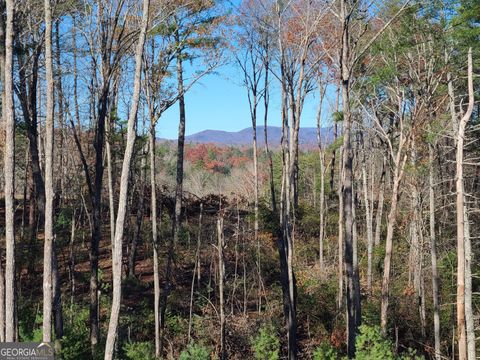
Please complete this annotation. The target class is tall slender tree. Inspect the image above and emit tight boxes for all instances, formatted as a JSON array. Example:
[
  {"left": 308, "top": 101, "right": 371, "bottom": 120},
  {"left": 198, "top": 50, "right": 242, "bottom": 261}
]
[
  {"left": 455, "top": 47, "right": 473, "bottom": 360},
  {"left": 104, "top": 0, "right": 150, "bottom": 357},
  {"left": 3, "top": 0, "right": 15, "bottom": 343},
  {"left": 43, "top": 0, "right": 55, "bottom": 343}
]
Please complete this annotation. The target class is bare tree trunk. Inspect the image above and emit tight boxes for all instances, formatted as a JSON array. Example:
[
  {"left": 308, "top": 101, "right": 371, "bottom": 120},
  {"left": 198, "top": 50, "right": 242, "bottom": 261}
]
[
  {"left": 69, "top": 210, "right": 76, "bottom": 325},
  {"left": 106, "top": 120, "right": 116, "bottom": 244},
  {"left": 197, "top": 203, "right": 203, "bottom": 283},
  {"left": 104, "top": 1, "right": 149, "bottom": 357},
  {"left": 17, "top": 41, "right": 45, "bottom": 243},
  {"left": 464, "top": 204, "right": 475, "bottom": 360},
  {"left": 352, "top": 178, "right": 361, "bottom": 329},
  {"left": 429, "top": 144, "right": 441, "bottom": 360},
  {"left": 188, "top": 203, "right": 202, "bottom": 342},
  {"left": 52, "top": 242, "right": 63, "bottom": 350},
  {"left": 330, "top": 84, "right": 340, "bottom": 193},
  {"left": 279, "top": 45, "right": 297, "bottom": 360},
  {"left": 0, "top": 261, "right": 4, "bottom": 342},
  {"left": 217, "top": 215, "right": 226, "bottom": 360},
  {"left": 70, "top": 13, "right": 106, "bottom": 350},
  {"left": 149, "top": 125, "right": 161, "bottom": 358},
  {"left": 263, "top": 47, "right": 276, "bottom": 215},
  {"left": 378, "top": 90, "right": 412, "bottom": 336},
  {"left": 242, "top": 225, "right": 247, "bottom": 316},
  {"left": 410, "top": 148, "right": 424, "bottom": 334},
  {"left": 128, "top": 151, "right": 146, "bottom": 278},
  {"left": 53, "top": 20, "right": 64, "bottom": 346},
  {"left": 54, "top": 20, "right": 66, "bottom": 201},
  {"left": 374, "top": 158, "right": 385, "bottom": 246},
  {"left": 4, "top": 0, "right": 15, "bottom": 342},
  {"left": 187, "top": 256, "right": 197, "bottom": 343},
  {"left": 408, "top": 222, "right": 416, "bottom": 287},
  {"left": 286, "top": 154, "right": 297, "bottom": 360},
  {"left": 159, "top": 26, "right": 186, "bottom": 355},
  {"left": 380, "top": 156, "right": 407, "bottom": 335},
  {"left": 455, "top": 48, "right": 473, "bottom": 360},
  {"left": 90, "top": 3, "right": 111, "bottom": 350},
  {"left": 316, "top": 86, "right": 326, "bottom": 272},
  {"left": 231, "top": 203, "right": 239, "bottom": 314},
  {"left": 337, "top": 146, "right": 344, "bottom": 309},
  {"left": 339, "top": 1, "right": 361, "bottom": 348},
  {"left": 106, "top": 73, "right": 120, "bottom": 247},
  {"left": 319, "top": 153, "right": 325, "bottom": 271},
  {"left": 415, "top": 212, "right": 426, "bottom": 338},
  {"left": 251, "top": 101, "right": 261, "bottom": 314},
  {"left": 363, "top": 163, "right": 373, "bottom": 292},
  {"left": 43, "top": 0, "right": 55, "bottom": 343}
]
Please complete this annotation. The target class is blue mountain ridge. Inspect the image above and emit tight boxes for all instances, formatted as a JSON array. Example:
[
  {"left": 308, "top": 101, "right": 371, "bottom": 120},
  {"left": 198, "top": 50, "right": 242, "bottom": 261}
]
[{"left": 180, "top": 126, "right": 335, "bottom": 147}]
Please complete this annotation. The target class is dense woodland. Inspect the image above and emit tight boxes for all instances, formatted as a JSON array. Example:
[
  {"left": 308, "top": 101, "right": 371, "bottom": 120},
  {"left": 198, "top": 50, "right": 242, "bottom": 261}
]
[{"left": 0, "top": 0, "right": 479, "bottom": 359}]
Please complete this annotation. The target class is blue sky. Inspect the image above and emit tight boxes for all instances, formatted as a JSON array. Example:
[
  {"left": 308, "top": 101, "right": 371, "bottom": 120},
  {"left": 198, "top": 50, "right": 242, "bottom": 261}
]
[{"left": 157, "top": 61, "right": 334, "bottom": 140}]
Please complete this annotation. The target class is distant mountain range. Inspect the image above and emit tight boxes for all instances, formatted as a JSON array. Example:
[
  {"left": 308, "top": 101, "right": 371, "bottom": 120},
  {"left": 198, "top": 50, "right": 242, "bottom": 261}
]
[{"left": 169, "top": 126, "right": 335, "bottom": 147}]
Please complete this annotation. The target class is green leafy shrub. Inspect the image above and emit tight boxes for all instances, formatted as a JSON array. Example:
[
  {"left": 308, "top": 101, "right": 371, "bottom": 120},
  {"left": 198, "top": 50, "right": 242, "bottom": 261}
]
[
  {"left": 60, "top": 305, "right": 91, "bottom": 360},
  {"left": 165, "top": 311, "right": 187, "bottom": 336},
  {"left": 18, "top": 313, "right": 42, "bottom": 343},
  {"left": 313, "top": 341, "right": 338, "bottom": 360},
  {"left": 355, "top": 324, "right": 394, "bottom": 360},
  {"left": 123, "top": 341, "right": 155, "bottom": 360},
  {"left": 354, "top": 324, "right": 424, "bottom": 359},
  {"left": 179, "top": 342, "right": 211, "bottom": 360},
  {"left": 251, "top": 324, "right": 280, "bottom": 360}
]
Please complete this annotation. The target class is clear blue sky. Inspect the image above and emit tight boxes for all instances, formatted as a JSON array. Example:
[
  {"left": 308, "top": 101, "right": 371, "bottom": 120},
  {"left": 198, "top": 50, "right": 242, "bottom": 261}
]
[{"left": 157, "top": 61, "right": 333, "bottom": 140}]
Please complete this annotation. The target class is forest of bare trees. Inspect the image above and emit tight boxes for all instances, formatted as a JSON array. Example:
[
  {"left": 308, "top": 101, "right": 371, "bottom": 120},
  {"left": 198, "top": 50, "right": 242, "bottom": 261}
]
[{"left": 0, "top": 0, "right": 479, "bottom": 359}]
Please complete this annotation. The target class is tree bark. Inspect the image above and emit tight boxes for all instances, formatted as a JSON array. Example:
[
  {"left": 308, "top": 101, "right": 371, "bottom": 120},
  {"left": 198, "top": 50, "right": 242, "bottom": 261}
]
[
  {"left": 17, "top": 41, "right": 45, "bottom": 248},
  {"left": 380, "top": 152, "right": 408, "bottom": 335},
  {"left": 106, "top": 115, "right": 116, "bottom": 245},
  {"left": 90, "top": 3, "right": 113, "bottom": 351},
  {"left": 43, "top": 0, "right": 54, "bottom": 343},
  {"left": 188, "top": 203, "right": 202, "bottom": 341},
  {"left": 149, "top": 124, "right": 161, "bottom": 358},
  {"left": 128, "top": 150, "right": 146, "bottom": 278},
  {"left": 263, "top": 44, "right": 276, "bottom": 215},
  {"left": 330, "top": 84, "right": 340, "bottom": 193},
  {"left": 340, "top": 0, "right": 361, "bottom": 353},
  {"left": 251, "top": 93, "right": 261, "bottom": 314},
  {"left": 428, "top": 144, "right": 441, "bottom": 360},
  {"left": 54, "top": 20, "right": 66, "bottom": 200},
  {"left": 337, "top": 146, "right": 344, "bottom": 310},
  {"left": 363, "top": 163, "right": 373, "bottom": 292},
  {"left": 104, "top": 1, "right": 149, "bottom": 357},
  {"left": 159, "top": 25, "right": 186, "bottom": 355},
  {"left": 464, "top": 203, "right": 475, "bottom": 360},
  {"left": 53, "top": 19, "right": 64, "bottom": 346},
  {"left": 217, "top": 215, "right": 226, "bottom": 360},
  {"left": 52, "top": 241, "right": 63, "bottom": 350},
  {"left": 455, "top": 48, "right": 473, "bottom": 360},
  {"left": 275, "top": 7, "right": 297, "bottom": 354},
  {"left": 0, "top": 261, "right": 4, "bottom": 342},
  {"left": 374, "top": 157, "right": 385, "bottom": 246},
  {"left": 4, "top": 0, "right": 15, "bottom": 342},
  {"left": 68, "top": 210, "right": 76, "bottom": 325},
  {"left": 316, "top": 85, "right": 326, "bottom": 272}
]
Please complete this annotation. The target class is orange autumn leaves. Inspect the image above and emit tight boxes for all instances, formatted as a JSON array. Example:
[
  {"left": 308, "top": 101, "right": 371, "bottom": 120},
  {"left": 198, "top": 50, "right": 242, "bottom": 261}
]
[{"left": 185, "top": 143, "right": 251, "bottom": 173}]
